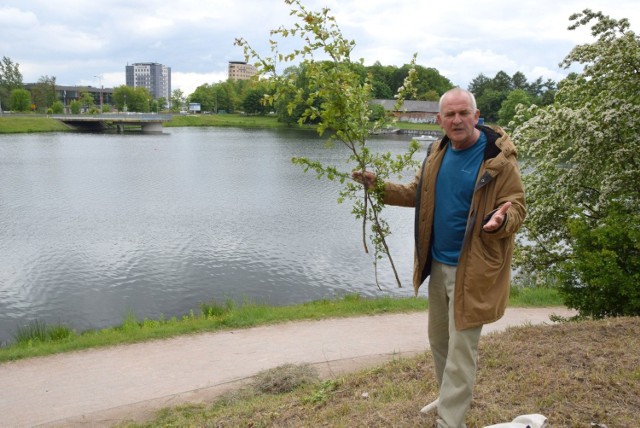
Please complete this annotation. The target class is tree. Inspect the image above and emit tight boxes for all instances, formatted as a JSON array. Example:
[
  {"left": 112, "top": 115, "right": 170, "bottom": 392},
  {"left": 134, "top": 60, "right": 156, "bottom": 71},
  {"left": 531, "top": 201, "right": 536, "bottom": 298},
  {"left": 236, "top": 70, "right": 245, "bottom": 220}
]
[
  {"left": 497, "top": 89, "right": 531, "bottom": 127},
  {"left": 236, "top": 0, "right": 420, "bottom": 288},
  {"left": 189, "top": 84, "right": 215, "bottom": 112},
  {"left": 51, "top": 100, "right": 64, "bottom": 114},
  {"left": 170, "top": 89, "right": 186, "bottom": 112},
  {"left": 30, "top": 75, "right": 57, "bottom": 113},
  {"left": 9, "top": 88, "right": 31, "bottom": 112},
  {"left": 112, "top": 85, "right": 151, "bottom": 112},
  {"left": 512, "top": 10, "right": 640, "bottom": 318},
  {"left": 69, "top": 100, "right": 81, "bottom": 114},
  {"left": 242, "top": 82, "right": 273, "bottom": 114},
  {"left": 468, "top": 73, "right": 492, "bottom": 98},
  {"left": 368, "top": 61, "right": 395, "bottom": 98},
  {"left": 79, "top": 91, "right": 95, "bottom": 112},
  {"left": 476, "top": 88, "right": 505, "bottom": 123},
  {"left": 0, "top": 56, "right": 23, "bottom": 109},
  {"left": 412, "top": 65, "right": 454, "bottom": 100},
  {"left": 469, "top": 71, "right": 557, "bottom": 122},
  {"left": 156, "top": 97, "right": 167, "bottom": 112}
]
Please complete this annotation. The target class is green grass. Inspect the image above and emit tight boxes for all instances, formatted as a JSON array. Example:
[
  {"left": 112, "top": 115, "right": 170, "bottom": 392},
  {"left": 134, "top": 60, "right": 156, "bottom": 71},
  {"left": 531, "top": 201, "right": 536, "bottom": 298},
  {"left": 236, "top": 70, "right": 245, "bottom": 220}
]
[
  {"left": 0, "top": 289, "right": 562, "bottom": 364},
  {"left": 165, "top": 113, "right": 298, "bottom": 129},
  {"left": 0, "top": 112, "right": 441, "bottom": 134},
  {"left": 0, "top": 116, "right": 71, "bottom": 133},
  {"left": 508, "top": 285, "right": 563, "bottom": 306}
]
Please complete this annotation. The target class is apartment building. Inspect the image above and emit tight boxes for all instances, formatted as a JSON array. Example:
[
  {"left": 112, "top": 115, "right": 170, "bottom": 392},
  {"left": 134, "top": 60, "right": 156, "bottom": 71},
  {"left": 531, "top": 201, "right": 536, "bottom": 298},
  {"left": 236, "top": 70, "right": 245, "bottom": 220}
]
[
  {"left": 228, "top": 61, "right": 257, "bottom": 81},
  {"left": 125, "top": 62, "right": 171, "bottom": 101}
]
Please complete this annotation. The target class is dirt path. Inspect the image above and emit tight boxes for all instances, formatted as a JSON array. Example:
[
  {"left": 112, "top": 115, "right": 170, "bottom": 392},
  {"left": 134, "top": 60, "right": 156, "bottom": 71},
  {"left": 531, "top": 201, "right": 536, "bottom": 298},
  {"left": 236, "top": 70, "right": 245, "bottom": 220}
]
[{"left": 0, "top": 307, "right": 575, "bottom": 427}]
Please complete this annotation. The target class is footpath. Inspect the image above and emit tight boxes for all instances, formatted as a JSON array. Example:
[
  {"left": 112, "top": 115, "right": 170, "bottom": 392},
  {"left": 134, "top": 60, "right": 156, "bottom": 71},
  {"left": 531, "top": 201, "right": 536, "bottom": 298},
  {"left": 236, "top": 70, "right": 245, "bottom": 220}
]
[{"left": 0, "top": 307, "right": 575, "bottom": 427}]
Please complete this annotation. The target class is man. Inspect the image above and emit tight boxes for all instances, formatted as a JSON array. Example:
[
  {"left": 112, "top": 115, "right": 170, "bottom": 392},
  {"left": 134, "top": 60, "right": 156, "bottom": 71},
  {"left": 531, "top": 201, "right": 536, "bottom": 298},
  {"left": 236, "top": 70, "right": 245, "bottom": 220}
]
[{"left": 354, "top": 88, "right": 526, "bottom": 427}]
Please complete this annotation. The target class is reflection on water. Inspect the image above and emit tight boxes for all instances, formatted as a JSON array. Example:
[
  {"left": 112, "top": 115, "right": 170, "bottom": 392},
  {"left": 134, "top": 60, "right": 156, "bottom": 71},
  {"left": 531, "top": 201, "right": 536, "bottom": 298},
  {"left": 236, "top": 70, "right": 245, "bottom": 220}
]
[{"left": 0, "top": 127, "right": 425, "bottom": 344}]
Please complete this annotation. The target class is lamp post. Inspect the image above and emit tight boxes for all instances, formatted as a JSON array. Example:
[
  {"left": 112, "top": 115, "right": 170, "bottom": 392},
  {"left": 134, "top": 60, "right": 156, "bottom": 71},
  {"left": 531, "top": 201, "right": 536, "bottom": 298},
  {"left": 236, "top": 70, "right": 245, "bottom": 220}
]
[{"left": 93, "top": 75, "right": 103, "bottom": 112}]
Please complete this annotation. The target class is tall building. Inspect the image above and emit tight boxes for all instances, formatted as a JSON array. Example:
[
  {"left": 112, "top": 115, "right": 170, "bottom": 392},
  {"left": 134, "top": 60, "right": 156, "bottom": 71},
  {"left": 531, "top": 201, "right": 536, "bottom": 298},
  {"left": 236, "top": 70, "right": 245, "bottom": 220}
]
[
  {"left": 228, "top": 61, "right": 257, "bottom": 81},
  {"left": 125, "top": 62, "right": 171, "bottom": 101}
]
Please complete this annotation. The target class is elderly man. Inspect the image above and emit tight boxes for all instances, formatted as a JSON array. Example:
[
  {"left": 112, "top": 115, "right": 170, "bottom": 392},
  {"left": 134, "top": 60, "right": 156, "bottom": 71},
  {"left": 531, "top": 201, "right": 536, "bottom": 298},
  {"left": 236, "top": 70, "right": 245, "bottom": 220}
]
[{"left": 354, "top": 88, "right": 526, "bottom": 427}]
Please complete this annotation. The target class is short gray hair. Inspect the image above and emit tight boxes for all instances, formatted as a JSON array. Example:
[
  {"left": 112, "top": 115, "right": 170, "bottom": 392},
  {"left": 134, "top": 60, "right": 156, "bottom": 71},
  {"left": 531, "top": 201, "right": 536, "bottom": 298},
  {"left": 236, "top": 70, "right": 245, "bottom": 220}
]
[{"left": 438, "top": 88, "right": 477, "bottom": 113}]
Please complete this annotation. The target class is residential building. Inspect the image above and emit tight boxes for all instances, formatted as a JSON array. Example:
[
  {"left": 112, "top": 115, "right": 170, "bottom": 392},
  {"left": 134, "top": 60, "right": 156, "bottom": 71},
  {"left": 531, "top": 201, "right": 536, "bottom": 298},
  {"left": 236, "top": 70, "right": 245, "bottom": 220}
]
[
  {"left": 371, "top": 99, "right": 439, "bottom": 123},
  {"left": 228, "top": 61, "right": 257, "bottom": 81},
  {"left": 23, "top": 83, "right": 114, "bottom": 111},
  {"left": 125, "top": 62, "right": 171, "bottom": 101}
]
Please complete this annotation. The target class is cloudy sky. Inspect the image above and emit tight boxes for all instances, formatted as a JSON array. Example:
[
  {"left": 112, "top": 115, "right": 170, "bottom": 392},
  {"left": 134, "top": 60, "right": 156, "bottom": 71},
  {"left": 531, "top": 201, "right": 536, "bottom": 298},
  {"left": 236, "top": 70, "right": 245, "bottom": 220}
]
[{"left": 1, "top": 0, "right": 638, "bottom": 96}]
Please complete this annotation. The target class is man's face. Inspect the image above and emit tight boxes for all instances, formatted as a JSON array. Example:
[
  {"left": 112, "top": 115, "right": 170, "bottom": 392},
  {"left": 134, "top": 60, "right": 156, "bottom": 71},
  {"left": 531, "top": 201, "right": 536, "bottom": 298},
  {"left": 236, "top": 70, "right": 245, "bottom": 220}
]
[{"left": 436, "top": 92, "right": 480, "bottom": 149}]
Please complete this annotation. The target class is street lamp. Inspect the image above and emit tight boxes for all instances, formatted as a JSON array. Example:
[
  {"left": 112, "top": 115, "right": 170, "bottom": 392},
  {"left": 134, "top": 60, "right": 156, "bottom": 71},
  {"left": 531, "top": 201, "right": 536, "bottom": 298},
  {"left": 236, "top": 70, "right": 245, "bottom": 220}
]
[{"left": 93, "top": 75, "right": 103, "bottom": 112}]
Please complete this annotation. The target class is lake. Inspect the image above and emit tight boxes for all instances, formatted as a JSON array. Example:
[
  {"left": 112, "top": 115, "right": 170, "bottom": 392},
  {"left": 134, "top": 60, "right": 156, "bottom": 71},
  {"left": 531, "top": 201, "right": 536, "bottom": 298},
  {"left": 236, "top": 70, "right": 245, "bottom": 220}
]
[{"left": 0, "top": 127, "right": 425, "bottom": 344}]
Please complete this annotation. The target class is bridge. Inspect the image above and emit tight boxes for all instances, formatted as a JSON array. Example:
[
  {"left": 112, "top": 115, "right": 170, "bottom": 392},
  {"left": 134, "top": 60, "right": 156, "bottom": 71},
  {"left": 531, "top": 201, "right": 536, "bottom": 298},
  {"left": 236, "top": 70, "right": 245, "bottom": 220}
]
[{"left": 52, "top": 113, "right": 173, "bottom": 134}]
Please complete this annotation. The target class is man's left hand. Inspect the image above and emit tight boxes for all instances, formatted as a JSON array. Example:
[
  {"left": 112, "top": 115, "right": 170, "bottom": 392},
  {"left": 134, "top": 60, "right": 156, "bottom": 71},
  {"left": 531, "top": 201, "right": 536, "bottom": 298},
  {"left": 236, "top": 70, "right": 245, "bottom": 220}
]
[{"left": 483, "top": 202, "right": 511, "bottom": 232}]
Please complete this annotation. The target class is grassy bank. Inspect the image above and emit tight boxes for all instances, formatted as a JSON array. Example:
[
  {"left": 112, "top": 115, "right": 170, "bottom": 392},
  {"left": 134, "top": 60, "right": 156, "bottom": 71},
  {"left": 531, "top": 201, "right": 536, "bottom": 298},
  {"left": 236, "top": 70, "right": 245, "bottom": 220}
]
[
  {"left": 165, "top": 113, "right": 298, "bottom": 129},
  {"left": 128, "top": 317, "right": 639, "bottom": 427},
  {"left": 0, "top": 116, "right": 71, "bottom": 133},
  {"left": 165, "top": 113, "right": 441, "bottom": 132},
  {"left": 0, "top": 112, "right": 441, "bottom": 134},
  {"left": 0, "top": 289, "right": 562, "bottom": 363}
]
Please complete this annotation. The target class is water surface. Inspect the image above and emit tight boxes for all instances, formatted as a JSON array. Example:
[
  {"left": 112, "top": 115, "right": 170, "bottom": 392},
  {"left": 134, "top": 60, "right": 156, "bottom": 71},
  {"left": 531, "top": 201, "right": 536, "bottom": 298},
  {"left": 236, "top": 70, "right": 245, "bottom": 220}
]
[{"left": 0, "top": 127, "right": 423, "bottom": 344}]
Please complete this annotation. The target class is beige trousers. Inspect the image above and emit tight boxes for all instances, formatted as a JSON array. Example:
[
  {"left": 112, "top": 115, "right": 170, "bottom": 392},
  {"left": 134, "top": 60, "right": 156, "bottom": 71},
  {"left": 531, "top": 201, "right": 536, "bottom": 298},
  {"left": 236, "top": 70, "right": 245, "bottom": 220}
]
[{"left": 428, "top": 260, "right": 483, "bottom": 428}]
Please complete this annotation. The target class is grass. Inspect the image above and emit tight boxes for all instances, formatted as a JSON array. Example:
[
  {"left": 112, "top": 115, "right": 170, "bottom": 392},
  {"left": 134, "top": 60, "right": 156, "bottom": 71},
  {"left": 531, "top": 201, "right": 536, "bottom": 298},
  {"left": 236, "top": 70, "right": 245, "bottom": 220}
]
[
  {"left": 0, "top": 112, "right": 442, "bottom": 133},
  {"left": 0, "top": 288, "right": 562, "bottom": 363},
  {"left": 0, "top": 115, "right": 71, "bottom": 133},
  {"left": 124, "top": 317, "right": 640, "bottom": 428},
  {"left": 165, "top": 113, "right": 298, "bottom": 129}
]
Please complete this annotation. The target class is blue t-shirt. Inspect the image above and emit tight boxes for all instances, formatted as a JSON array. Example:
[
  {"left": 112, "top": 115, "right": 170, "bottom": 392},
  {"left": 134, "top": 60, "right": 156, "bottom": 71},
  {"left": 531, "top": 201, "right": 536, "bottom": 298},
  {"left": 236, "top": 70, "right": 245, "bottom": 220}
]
[{"left": 432, "top": 132, "right": 487, "bottom": 265}]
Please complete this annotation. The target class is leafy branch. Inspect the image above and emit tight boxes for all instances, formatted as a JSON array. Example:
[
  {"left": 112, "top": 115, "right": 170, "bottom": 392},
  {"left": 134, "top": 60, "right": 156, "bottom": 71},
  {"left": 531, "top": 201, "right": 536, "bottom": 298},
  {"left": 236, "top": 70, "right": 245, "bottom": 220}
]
[{"left": 235, "top": 0, "right": 420, "bottom": 288}]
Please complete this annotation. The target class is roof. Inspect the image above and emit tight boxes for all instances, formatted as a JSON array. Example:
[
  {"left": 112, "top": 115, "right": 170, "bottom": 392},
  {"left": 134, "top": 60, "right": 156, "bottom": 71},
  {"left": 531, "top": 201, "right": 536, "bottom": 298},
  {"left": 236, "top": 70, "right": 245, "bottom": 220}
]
[{"left": 372, "top": 99, "right": 439, "bottom": 113}]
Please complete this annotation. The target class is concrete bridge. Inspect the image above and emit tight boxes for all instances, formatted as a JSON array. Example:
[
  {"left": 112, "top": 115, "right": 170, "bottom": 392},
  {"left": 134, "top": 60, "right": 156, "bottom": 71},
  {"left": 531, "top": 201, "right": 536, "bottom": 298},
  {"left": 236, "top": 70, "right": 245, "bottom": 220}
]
[{"left": 52, "top": 113, "right": 173, "bottom": 134}]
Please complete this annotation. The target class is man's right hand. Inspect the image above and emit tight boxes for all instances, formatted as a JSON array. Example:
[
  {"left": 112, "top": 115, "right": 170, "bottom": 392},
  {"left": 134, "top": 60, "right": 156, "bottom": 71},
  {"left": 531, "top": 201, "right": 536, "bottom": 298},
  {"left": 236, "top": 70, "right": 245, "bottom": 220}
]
[{"left": 352, "top": 170, "right": 377, "bottom": 190}]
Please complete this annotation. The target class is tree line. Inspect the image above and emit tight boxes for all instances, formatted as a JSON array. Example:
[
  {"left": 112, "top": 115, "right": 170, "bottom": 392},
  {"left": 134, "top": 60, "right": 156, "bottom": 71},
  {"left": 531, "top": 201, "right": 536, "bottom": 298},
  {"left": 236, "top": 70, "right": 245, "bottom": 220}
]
[
  {"left": 1, "top": 55, "right": 555, "bottom": 125},
  {"left": 186, "top": 63, "right": 556, "bottom": 126}
]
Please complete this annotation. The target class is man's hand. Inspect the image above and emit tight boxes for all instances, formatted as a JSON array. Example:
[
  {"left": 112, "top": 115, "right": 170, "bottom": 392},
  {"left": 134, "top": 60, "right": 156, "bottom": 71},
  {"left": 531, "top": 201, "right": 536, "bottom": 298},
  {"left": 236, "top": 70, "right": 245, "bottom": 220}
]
[
  {"left": 352, "top": 170, "right": 377, "bottom": 190},
  {"left": 483, "top": 202, "right": 511, "bottom": 232}
]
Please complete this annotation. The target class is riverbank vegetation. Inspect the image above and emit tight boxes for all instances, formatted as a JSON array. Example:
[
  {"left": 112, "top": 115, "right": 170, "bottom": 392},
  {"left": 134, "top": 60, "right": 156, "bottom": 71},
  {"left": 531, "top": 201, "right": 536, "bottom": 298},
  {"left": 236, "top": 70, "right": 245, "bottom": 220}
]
[
  {"left": 125, "top": 316, "right": 640, "bottom": 428},
  {"left": 0, "top": 289, "right": 562, "bottom": 363},
  {"left": 0, "top": 115, "right": 71, "bottom": 133},
  {"left": 0, "top": 112, "right": 442, "bottom": 134}
]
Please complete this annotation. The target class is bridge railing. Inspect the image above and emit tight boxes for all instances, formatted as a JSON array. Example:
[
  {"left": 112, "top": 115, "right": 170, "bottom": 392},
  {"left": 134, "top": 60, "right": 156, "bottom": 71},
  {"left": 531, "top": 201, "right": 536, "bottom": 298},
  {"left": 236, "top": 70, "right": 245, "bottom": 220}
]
[{"left": 50, "top": 113, "right": 173, "bottom": 122}]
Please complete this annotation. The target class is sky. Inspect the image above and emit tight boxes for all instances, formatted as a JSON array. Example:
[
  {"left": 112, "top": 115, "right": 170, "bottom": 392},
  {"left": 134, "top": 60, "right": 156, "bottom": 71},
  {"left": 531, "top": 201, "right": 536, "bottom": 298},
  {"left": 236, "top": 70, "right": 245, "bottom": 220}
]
[{"left": 1, "top": 0, "right": 638, "bottom": 97}]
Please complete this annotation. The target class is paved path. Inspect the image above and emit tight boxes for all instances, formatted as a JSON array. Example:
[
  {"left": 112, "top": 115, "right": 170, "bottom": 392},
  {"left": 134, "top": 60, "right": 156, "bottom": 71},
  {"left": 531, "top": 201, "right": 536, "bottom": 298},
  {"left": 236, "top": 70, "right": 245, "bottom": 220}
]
[{"left": 0, "top": 307, "right": 574, "bottom": 427}]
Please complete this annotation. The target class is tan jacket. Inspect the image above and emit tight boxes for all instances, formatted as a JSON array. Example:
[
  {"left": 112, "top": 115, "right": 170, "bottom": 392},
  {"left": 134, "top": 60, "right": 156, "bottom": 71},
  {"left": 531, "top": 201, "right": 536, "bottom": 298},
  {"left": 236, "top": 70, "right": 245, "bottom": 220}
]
[{"left": 383, "top": 125, "right": 526, "bottom": 330}]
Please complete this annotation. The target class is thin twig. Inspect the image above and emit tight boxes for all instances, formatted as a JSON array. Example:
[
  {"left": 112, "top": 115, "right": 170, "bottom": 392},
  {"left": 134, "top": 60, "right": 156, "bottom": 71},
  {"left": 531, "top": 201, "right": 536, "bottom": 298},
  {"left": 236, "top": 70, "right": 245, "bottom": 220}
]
[{"left": 366, "top": 192, "right": 402, "bottom": 288}]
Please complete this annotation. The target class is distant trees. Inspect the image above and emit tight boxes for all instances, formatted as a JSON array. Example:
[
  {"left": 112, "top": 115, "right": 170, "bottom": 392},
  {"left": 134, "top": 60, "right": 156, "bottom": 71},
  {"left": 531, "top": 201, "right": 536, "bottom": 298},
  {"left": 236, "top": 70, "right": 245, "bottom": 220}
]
[
  {"left": 0, "top": 56, "right": 23, "bottom": 110},
  {"left": 112, "top": 85, "right": 152, "bottom": 112},
  {"left": 30, "top": 75, "right": 57, "bottom": 113},
  {"left": 51, "top": 100, "right": 64, "bottom": 114},
  {"left": 468, "top": 71, "right": 556, "bottom": 124},
  {"left": 78, "top": 91, "right": 95, "bottom": 112},
  {"left": 170, "top": 89, "right": 186, "bottom": 112},
  {"left": 182, "top": 60, "right": 452, "bottom": 122},
  {"left": 9, "top": 88, "right": 31, "bottom": 112}
]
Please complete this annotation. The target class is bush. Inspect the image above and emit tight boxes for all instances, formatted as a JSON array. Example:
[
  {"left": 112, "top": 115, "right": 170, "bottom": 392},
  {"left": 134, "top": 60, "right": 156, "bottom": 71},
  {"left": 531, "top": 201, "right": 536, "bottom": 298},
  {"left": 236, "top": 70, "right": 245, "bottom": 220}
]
[
  {"left": 51, "top": 100, "right": 64, "bottom": 114},
  {"left": 559, "top": 204, "right": 640, "bottom": 318}
]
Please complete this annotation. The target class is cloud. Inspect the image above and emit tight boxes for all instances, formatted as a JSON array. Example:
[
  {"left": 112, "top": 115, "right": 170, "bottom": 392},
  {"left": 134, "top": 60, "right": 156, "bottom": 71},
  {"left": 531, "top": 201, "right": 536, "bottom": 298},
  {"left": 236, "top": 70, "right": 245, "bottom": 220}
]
[{"left": 3, "top": 0, "right": 640, "bottom": 96}]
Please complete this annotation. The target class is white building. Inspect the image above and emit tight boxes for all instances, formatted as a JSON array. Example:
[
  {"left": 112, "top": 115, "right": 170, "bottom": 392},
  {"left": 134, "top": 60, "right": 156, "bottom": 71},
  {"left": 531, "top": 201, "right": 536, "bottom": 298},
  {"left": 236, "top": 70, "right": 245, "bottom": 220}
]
[{"left": 125, "top": 62, "right": 171, "bottom": 102}]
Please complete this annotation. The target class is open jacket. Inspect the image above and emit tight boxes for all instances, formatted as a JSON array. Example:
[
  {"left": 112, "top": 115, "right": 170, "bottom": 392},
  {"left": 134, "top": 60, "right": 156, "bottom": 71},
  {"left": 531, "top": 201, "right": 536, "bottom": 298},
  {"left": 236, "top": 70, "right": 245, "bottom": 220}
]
[{"left": 383, "top": 124, "right": 526, "bottom": 330}]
